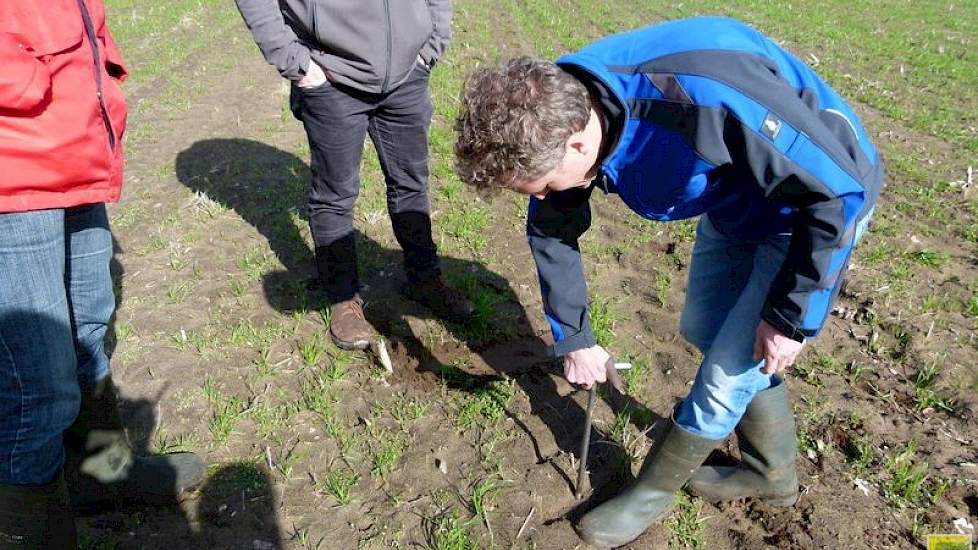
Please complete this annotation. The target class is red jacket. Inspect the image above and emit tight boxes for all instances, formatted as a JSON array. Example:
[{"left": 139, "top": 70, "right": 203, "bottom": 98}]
[{"left": 0, "top": 0, "right": 128, "bottom": 213}]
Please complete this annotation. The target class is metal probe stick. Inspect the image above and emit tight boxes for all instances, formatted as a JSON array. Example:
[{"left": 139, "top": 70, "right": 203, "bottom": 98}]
[
  {"left": 574, "top": 358, "right": 629, "bottom": 498},
  {"left": 575, "top": 384, "right": 598, "bottom": 498}
]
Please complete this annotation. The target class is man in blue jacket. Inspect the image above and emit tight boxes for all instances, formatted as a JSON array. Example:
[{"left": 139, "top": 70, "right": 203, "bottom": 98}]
[{"left": 454, "top": 17, "right": 882, "bottom": 548}]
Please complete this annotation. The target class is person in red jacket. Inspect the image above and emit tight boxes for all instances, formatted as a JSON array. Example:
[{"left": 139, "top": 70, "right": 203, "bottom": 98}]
[{"left": 0, "top": 2, "right": 203, "bottom": 546}]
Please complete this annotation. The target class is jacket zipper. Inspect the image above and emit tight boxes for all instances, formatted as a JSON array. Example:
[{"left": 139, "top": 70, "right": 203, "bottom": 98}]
[
  {"left": 75, "top": 0, "right": 116, "bottom": 151},
  {"left": 381, "top": 0, "right": 392, "bottom": 93}
]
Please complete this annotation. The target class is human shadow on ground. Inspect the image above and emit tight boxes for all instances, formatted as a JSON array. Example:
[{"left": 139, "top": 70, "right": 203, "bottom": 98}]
[
  {"left": 76, "top": 389, "right": 284, "bottom": 548},
  {"left": 174, "top": 137, "right": 666, "bottom": 517},
  {"left": 103, "top": 235, "right": 284, "bottom": 547},
  {"left": 105, "top": 231, "right": 284, "bottom": 550},
  {"left": 0, "top": 306, "right": 283, "bottom": 548}
]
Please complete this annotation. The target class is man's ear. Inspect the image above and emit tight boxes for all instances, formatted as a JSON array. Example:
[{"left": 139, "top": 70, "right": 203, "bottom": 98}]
[{"left": 565, "top": 131, "right": 591, "bottom": 157}]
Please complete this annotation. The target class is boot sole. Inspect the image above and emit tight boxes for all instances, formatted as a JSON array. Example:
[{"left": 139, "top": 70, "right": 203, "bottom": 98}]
[
  {"left": 575, "top": 509, "right": 672, "bottom": 549},
  {"left": 330, "top": 332, "right": 370, "bottom": 351},
  {"left": 762, "top": 494, "right": 799, "bottom": 507},
  {"left": 576, "top": 528, "right": 622, "bottom": 549},
  {"left": 576, "top": 525, "right": 659, "bottom": 549},
  {"left": 686, "top": 489, "right": 799, "bottom": 508}
]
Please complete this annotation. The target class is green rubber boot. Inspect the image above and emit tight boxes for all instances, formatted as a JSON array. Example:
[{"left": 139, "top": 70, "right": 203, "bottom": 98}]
[
  {"left": 576, "top": 419, "right": 720, "bottom": 548},
  {"left": 0, "top": 471, "right": 77, "bottom": 550},
  {"left": 687, "top": 382, "right": 799, "bottom": 506},
  {"left": 63, "top": 375, "right": 205, "bottom": 513}
]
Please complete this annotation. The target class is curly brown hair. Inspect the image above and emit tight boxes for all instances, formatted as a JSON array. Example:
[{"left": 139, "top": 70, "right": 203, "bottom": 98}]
[{"left": 453, "top": 57, "right": 590, "bottom": 189}]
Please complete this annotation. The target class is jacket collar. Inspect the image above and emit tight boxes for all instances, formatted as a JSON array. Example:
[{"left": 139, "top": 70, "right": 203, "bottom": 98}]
[{"left": 556, "top": 52, "right": 629, "bottom": 193}]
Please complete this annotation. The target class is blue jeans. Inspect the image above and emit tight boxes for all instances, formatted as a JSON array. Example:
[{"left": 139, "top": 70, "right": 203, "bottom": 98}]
[
  {"left": 673, "top": 215, "right": 788, "bottom": 439},
  {"left": 674, "top": 211, "right": 872, "bottom": 439},
  {"left": 0, "top": 204, "right": 114, "bottom": 486}
]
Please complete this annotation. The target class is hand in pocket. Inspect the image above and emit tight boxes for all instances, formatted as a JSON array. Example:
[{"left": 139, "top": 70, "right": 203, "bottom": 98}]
[{"left": 298, "top": 59, "right": 328, "bottom": 89}]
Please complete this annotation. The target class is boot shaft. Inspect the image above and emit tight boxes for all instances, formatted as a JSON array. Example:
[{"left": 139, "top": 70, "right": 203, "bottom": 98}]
[
  {"left": 0, "top": 471, "right": 77, "bottom": 550},
  {"left": 63, "top": 375, "right": 134, "bottom": 484},
  {"left": 635, "top": 420, "right": 722, "bottom": 493},
  {"left": 686, "top": 382, "right": 799, "bottom": 505},
  {"left": 576, "top": 420, "right": 721, "bottom": 548},
  {"left": 315, "top": 234, "right": 361, "bottom": 303},
  {"left": 735, "top": 381, "right": 798, "bottom": 475}
]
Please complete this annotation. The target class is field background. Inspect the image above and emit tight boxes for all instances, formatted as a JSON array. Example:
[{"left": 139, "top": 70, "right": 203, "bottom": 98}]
[{"left": 84, "top": 0, "right": 978, "bottom": 548}]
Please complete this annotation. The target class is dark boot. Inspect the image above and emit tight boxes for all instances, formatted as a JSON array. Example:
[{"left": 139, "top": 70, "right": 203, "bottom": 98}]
[
  {"left": 315, "top": 235, "right": 373, "bottom": 349},
  {"left": 63, "top": 375, "right": 205, "bottom": 514},
  {"left": 389, "top": 211, "right": 439, "bottom": 281},
  {"left": 401, "top": 276, "right": 475, "bottom": 323},
  {"left": 686, "top": 382, "right": 799, "bottom": 506},
  {"left": 0, "top": 471, "right": 77, "bottom": 549},
  {"left": 314, "top": 233, "right": 361, "bottom": 304},
  {"left": 576, "top": 419, "right": 719, "bottom": 548},
  {"left": 390, "top": 211, "right": 475, "bottom": 323},
  {"left": 328, "top": 295, "right": 373, "bottom": 350}
]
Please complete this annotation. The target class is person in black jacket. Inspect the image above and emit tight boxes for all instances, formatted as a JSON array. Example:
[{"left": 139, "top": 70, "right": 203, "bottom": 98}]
[{"left": 235, "top": 0, "right": 473, "bottom": 349}]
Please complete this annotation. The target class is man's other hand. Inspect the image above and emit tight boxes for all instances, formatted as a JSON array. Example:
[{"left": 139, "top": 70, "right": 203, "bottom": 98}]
[
  {"left": 564, "top": 345, "right": 610, "bottom": 389},
  {"left": 298, "top": 60, "right": 328, "bottom": 89},
  {"left": 754, "top": 320, "right": 805, "bottom": 375}
]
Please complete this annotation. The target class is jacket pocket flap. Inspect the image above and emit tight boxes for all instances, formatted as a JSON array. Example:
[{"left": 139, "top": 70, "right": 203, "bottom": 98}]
[{"left": 0, "top": 3, "right": 84, "bottom": 55}]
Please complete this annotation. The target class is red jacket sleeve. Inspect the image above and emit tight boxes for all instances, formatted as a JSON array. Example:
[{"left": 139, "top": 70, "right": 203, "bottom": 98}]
[{"left": 0, "top": 32, "right": 52, "bottom": 111}]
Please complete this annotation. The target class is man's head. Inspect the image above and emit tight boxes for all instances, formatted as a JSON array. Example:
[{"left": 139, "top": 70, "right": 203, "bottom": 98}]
[{"left": 454, "top": 57, "right": 603, "bottom": 199}]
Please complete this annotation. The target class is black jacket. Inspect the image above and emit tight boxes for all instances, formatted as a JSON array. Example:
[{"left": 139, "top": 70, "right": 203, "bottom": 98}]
[{"left": 235, "top": 0, "right": 451, "bottom": 93}]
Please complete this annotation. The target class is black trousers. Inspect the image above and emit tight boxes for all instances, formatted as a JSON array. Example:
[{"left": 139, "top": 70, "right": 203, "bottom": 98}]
[{"left": 290, "top": 65, "right": 440, "bottom": 302}]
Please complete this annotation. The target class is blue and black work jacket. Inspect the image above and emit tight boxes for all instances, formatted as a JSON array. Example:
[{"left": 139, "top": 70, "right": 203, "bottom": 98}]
[{"left": 528, "top": 17, "right": 884, "bottom": 356}]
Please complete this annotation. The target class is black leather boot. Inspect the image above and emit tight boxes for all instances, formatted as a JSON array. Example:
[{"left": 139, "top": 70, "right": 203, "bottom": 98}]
[
  {"left": 315, "top": 234, "right": 374, "bottom": 349},
  {"left": 314, "top": 233, "right": 361, "bottom": 304},
  {"left": 389, "top": 211, "right": 439, "bottom": 281},
  {"left": 576, "top": 419, "right": 720, "bottom": 548},
  {"left": 63, "top": 375, "right": 205, "bottom": 514},
  {"left": 0, "top": 470, "right": 77, "bottom": 549},
  {"left": 687, "top": 382, "right": 799, "bottom": 506}
]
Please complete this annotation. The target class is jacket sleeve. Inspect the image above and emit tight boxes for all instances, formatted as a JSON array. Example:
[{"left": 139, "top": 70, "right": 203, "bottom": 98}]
[
  {"left": 760, "top": 176, "right": 864, "bottom": 342},
  {"left": 0, "top": 33, "right": 52, "bottom": 112},
  {"left": 419, "top": 0, "right": 451, "bottom": 67},
  {"left": 527, "top": 186, "right": 596, "bottom": 356},
  {"left": 234, "top": 0, "right": 311, "bottom": 81},
  {"left": 732, "top": 111, "right": 873, "bottom": 342}
]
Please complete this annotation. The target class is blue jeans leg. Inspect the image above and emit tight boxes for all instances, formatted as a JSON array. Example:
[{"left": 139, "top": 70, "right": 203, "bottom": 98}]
[
  {"left": 674, "top": 215, "right": 790, "bottom": 439},
  {"left": 0, "top": 204, "right": 114, "bottom": 486},
  {"left": 66, "top": 204, "right": 114, "bottom": 390}
]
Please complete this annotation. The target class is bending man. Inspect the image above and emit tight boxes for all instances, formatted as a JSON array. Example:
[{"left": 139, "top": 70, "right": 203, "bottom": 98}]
[{"left": 454, "top": 16, "right": 882, "bottom": 548}]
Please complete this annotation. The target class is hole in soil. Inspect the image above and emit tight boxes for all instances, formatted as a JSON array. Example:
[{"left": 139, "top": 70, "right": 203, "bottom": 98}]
[{"left": 964, "top": 494, "right": 978, "bottom": 517}]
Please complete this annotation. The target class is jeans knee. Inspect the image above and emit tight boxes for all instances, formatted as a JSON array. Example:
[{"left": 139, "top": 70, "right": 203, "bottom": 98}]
[
  {"left": 676, "top": 360, "right": 772, "bottom": 438},
  {"left": 674, "top": 395, "right": 743, "bottom": 440},
  {"left": 676, "top": 390, "right": 751, "bottom": 439}
]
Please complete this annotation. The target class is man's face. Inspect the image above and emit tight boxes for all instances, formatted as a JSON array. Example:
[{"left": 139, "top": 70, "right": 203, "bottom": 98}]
[
  {"left": 511, "top": 156, "right": 596, "bottom": 199},
  {"left": 510, "top": 108, "right": 603, "bottom": 200}
]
